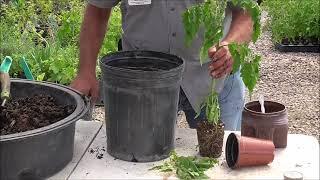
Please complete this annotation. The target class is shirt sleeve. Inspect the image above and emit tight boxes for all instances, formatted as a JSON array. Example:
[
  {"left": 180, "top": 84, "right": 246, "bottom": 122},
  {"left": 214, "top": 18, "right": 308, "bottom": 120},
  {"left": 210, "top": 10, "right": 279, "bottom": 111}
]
[
  {"left": 227, "top": 0, "right": 260, "bottom": 10},
  {"left": 88, "top": 0, "right": 121, "bottom": 8}
]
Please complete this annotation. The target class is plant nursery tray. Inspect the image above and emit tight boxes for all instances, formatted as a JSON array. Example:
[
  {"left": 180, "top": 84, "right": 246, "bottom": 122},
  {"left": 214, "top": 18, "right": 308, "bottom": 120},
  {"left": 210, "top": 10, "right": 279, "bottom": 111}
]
[{"left": 275, "top": 43, "right": 320, "bottom": 53}]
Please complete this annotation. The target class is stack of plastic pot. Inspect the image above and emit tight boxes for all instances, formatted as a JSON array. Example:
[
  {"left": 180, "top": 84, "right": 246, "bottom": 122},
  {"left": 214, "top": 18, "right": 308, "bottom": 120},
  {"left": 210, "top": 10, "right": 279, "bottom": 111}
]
[{"left": 225, "top": 100, "right": 289, "bottom": 168}]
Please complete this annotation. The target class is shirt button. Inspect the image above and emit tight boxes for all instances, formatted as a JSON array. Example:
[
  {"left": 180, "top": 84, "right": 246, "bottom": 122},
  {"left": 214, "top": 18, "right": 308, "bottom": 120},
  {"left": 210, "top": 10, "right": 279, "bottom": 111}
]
[
  {"left": 172, "top": 32, "right": 176, "bottom": 37},
  {"left": 170, "top": 7, "right": 175, "bottom": 11}
]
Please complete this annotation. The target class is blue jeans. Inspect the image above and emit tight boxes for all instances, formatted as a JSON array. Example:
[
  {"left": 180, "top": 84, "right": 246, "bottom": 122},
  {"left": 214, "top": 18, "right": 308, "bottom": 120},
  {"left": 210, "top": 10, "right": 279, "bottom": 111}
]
[{"left": 178, "top": 71, "right": 245, "bottom": 130}]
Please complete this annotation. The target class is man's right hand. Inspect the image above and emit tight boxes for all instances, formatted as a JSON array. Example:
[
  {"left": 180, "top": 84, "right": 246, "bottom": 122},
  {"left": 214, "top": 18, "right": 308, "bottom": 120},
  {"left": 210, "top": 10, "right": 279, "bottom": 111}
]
[
  {"left": 69, "top": 4, "right": 111, "bottom": 103},
  {"left": 70, "top": 73, "right": 99, "bottom": 103}
]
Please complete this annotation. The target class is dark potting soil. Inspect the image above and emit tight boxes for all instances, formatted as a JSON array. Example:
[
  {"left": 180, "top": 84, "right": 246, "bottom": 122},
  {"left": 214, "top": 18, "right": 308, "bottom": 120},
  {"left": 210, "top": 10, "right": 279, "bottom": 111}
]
[
  {"left": 197, "top": 121, "right": 224, "bottom": 158},
  {"left": 88, "top": 146, "right": 106, "bottom": 159},
  {"left": 0, "top": 94, "right": 75, "bottom": 136}
]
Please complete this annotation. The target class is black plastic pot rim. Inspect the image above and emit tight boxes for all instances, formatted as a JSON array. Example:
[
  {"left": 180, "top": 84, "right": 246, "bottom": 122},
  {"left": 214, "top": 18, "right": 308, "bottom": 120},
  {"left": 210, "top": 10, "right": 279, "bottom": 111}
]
[
  {"left": 0, "top": 79, "right": 90, "bottom": 142},
  {"left": 99, "top": 50, "right": 185, "bottom": 76},
  {"left": 225, "top": 133, "right": 238, "bottom": 168},
  {"left": 244, "top": 101, "right": 286, "bottom": 116}
]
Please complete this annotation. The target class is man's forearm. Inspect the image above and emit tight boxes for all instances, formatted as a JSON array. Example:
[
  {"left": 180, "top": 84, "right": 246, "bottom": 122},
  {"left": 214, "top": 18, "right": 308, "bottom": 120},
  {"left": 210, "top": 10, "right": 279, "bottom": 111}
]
[
  {"left": 222, "top": 8, "right": 254, "bottom": 44},
  {"left": 78, "top": 4, "right": 111, "bottom": 76}
]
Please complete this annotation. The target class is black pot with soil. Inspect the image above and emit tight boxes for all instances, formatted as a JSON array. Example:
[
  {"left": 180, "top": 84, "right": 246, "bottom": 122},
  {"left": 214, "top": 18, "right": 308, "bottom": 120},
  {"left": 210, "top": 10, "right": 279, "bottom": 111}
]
[
  {"left": 0, "top": 79, "right": 90, "bottom": 180},
  {"left": 197, "top": 121, "right": 224, "bottom": 158}
]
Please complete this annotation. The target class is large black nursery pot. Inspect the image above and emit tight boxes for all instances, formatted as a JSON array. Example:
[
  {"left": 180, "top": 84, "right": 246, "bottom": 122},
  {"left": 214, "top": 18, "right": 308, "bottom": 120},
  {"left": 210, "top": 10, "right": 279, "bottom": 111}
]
[
  {"left": 0, "top": 79, "right": 90, "bottom": 180},
  {"left": 100, "top": 51, "right": 185, "bottom": 162}
]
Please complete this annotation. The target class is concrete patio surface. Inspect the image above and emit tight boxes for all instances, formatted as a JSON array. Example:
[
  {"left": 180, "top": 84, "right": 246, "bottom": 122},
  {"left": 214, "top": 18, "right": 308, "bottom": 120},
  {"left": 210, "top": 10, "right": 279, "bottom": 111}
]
[
  {"left": 49, "top": 120, "right": 320, "bottom": 179},
  {"left": 49, "top": 121, "right": 102, "bottom": 180}
]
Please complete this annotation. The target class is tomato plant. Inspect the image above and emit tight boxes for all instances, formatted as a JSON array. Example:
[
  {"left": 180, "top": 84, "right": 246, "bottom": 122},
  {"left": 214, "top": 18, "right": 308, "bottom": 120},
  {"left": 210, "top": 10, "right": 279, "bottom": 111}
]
[{"left": 183, "top": 0, "right": 262, "bottom": 125}]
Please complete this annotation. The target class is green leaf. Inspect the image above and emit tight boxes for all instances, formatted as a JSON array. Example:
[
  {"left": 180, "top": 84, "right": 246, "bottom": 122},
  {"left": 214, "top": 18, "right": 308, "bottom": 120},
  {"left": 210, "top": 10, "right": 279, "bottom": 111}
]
[
  {"left": 149, "top": 162, "right": 174, "bottom": 172},
  {"left": 228, "top": 43, "right": 241, "bottom": 73},
  {"left": 150, "top": 151, "right": 218, "bottom": 180},
  {"left": 240, "top": 54, "right": 261, "bottom": 95},
  {"left": 36, "top": 73, "right": 45, "bottom": 81}
]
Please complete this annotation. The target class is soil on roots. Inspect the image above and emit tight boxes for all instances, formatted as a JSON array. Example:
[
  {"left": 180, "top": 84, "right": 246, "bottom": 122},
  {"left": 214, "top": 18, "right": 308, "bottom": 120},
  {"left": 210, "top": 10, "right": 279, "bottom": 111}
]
[
  {"left": 0, "top": 94, "right": 75, "bottom": 135},
  {"left": 197, "top": 121, "right": 224, "bottom": 158}
]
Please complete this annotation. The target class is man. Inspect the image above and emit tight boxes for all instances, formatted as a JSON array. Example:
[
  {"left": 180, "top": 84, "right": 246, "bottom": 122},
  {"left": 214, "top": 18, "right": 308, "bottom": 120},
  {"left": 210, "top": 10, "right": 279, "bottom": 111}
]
[{"left": 70, "top": 0, "right": 254, "bottom": 130}]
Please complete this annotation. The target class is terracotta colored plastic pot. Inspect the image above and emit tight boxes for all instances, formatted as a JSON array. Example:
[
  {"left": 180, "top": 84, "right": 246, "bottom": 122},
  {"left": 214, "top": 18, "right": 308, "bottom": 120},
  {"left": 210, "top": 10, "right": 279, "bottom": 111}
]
[
  {"left": 225, "top": 133, "right": 275, "bottom": 169},
  {"left": 242, "top": 101, "right": 288, "bottom": 148}
]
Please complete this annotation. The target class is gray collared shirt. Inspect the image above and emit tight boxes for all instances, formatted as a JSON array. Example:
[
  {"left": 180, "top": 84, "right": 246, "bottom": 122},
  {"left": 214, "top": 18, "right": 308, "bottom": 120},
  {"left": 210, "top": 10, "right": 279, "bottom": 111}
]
[{"left": 89, "top": 0, "right": 234, "bottom": 110}]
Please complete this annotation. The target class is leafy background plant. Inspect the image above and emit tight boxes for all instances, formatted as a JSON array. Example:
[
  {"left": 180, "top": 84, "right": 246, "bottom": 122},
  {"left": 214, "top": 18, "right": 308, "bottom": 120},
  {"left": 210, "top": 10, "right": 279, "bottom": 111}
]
[
  {"left": 97, "top": 6, "right": 122, "bottom": 78},
  {"left": 183, "top": 0, "right": 262, "bottom": 125},
  {"left": 262, "top": 0, "right": 320, "bottom": 43},
  {"left": 0, "top": 0, "right": 122, "bottom": 85}
]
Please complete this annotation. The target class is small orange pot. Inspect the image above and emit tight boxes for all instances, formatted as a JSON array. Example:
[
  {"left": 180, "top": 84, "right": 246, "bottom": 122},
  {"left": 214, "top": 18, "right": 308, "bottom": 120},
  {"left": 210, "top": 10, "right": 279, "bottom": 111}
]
[{"left": 225, "top": 133, "right": 275, "bottom": 169}]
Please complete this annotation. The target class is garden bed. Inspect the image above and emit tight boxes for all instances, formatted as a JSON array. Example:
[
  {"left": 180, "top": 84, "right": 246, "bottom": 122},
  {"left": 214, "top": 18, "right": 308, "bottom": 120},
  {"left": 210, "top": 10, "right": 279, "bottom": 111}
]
[{"left": 262, "top": 0, "right": 319, "bottom": 53}]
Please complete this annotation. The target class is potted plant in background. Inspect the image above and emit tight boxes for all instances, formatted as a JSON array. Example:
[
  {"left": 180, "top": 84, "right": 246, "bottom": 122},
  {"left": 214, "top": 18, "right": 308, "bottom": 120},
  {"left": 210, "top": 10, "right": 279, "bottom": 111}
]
[
  {"left": 263, "top": 0, "right": 319, "bottom": 52},
  {"left": 182, "top": 0, "right": 262, "bottom": 158}
]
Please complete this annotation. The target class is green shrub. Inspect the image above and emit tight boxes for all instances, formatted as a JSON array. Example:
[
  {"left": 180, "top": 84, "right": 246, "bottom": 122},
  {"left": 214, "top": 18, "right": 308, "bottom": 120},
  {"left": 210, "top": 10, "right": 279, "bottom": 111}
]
[
  {"left": 0, "top": 20, "right": 35, "bottom": 77},
  {"left": 55, "top": 1, "right": 85, "bottom": 47},
  {"left": 0, "top": 0, "right": 122, "bottom": 84},
  {"left": 100, "top": 6, "right": 122, "bottom": 56},
  {"left": 28, "top": 42, "right": 79, "bottom": 85},
  {"left": 97, "top": 6, "right": 122, "bottom": 78},
  {"left": 263, "top": 0, "right": 320, "bottom": 43}
]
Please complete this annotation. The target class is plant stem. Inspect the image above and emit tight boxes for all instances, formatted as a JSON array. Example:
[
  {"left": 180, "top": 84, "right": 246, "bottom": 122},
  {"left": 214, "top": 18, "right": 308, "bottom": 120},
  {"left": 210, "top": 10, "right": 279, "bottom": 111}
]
[{"left": 211, "top": 79, "right": 216, "bottom": 95}]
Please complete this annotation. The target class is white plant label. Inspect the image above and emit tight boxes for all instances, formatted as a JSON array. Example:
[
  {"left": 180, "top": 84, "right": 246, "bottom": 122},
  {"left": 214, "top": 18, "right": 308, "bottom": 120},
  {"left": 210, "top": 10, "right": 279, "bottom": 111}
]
[{"left": 128, "top": 0, "right": 151, "bottom": 5}]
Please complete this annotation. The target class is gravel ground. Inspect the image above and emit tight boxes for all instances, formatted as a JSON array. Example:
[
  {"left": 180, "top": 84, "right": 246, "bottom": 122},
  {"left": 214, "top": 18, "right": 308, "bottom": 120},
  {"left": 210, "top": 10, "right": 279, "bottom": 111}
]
[
  {"left": 92, "top": 12, "right": 319, "bottom": 141},
  {"left": 248, "top": 35, "right": 319, "bottom": 141},
  {"left": 248, "top": 12, "right": 319, "bottom": 141}
]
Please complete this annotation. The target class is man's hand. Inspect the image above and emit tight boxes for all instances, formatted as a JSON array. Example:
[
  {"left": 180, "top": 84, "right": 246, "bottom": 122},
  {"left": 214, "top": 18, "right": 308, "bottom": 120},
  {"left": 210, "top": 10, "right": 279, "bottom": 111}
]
[
  {"left": 207, "top": 6, "right": 254, "bottom": 79},
  {"left": 208, "top": 42, "right": 233, "bottom": 78},
  {"left": 70, "top": 73, "right": 99, "bottom": 102},
  {"left": 69, "top": 4, "right": 111, "bottom": 103}
]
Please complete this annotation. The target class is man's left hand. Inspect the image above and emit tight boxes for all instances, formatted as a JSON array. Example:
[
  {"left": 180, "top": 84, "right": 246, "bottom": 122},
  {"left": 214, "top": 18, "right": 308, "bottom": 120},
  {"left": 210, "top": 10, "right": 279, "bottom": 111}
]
[{"left": 208, "top": 42, "right": 233, "bottom": 78}]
